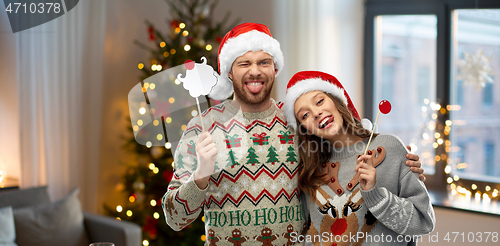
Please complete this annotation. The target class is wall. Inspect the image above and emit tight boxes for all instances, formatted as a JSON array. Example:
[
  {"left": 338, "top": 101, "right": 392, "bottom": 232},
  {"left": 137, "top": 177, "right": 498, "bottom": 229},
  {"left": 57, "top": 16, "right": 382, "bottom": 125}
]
[
  {"left": 273, "top": 0, "right": 365, "bottom": 117},
  {"left": 420, "top": 207, "right": 500, "bottom": 246},
  {"left": 0, "top": 4, "right": 21, "bottom": 181}
]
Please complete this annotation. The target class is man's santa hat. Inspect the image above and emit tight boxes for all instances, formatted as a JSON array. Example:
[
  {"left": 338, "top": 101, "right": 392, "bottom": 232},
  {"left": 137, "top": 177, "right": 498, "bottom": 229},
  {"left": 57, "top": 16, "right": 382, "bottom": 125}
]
[
  {"left": 208, "top": 23, "right": 284, "bottom": 100},
  {"left": 284, "top": 71, "right": 372, "bottom": 131}
]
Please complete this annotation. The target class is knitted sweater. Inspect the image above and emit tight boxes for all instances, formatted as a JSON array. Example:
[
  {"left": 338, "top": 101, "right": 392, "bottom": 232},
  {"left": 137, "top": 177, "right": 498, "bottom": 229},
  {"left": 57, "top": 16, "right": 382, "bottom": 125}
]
[
  {"left": 163, "top": 99, "right": 306, "bottom": 246},
  {"left": 303, "top": 135, "right": 435, "bottom": 246}
]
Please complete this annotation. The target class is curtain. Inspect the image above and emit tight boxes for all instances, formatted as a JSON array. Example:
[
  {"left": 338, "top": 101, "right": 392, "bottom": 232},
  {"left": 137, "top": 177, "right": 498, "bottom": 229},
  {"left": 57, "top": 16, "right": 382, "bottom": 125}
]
[
  {"left": 272, "top": 0, "right": 364, "bottom": 112},
  {"left": 17, "top": 0, "right": 106, "bottom": 212}
]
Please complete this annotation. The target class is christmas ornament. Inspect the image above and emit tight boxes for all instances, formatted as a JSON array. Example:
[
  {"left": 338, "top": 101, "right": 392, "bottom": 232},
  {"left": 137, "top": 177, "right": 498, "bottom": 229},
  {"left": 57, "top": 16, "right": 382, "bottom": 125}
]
[
  {"left": 143, "top": 215, "right": 159, "bottom": 239},
  {"left": 170, "top": 20, "right": 180, "bottom": 28},
  {"left": 457, "top": 50, "right": 494, "bottom": 90},
  {"left": 148, "top": 26, "right": 155, "bottom": 41},
  {"left": 163, "top": 170, "right": 174, "bottom": 183}
]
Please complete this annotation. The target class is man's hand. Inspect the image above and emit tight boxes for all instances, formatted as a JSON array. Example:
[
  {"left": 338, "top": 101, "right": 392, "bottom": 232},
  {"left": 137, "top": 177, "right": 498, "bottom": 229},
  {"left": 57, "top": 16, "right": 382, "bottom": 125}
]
[
  {"left": 406, "top": 145, "right": 426, "bottom": 182},
  {"left": 193, "top": 132, "right": 218, "bottom": 189}
]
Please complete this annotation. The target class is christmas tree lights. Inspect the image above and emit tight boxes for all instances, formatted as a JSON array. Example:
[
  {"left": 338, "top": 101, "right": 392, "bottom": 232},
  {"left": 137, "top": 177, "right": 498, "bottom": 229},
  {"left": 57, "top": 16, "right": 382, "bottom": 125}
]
[
  {"left": 415, "top": 98, "right": 499, "bottom": 212},
  {"left": 104, "top": 0, "right": 237, "bottom": 245}
]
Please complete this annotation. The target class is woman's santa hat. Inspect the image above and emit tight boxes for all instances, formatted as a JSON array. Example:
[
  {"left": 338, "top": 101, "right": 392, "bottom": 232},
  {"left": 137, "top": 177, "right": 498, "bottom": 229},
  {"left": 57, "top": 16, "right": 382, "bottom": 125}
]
[
  {"left": 208, "top": 23, "right": 284, "bottom": 100},
  {"left": 284, "top": 71, "right": 372, "bottom": 131}
]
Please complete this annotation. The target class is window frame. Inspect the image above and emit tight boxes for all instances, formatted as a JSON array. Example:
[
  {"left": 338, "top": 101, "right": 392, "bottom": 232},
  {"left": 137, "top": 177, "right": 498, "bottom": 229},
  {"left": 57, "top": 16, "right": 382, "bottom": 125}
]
[{"left": 364, "top": 0, "right": 500, "bottom": 195}]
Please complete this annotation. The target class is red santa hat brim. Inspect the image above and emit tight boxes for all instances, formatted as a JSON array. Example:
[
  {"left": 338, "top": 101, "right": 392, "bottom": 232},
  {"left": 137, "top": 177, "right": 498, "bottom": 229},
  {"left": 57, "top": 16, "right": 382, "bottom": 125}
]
[
  {"left": 208, "top": 24, "right": 284, "bottom": 100},
  {"left": 284, "top": 71, "right": 371, "bottom": 132},
  {"left": 284, "top": 78, "right": 349, "bottom": 131}
]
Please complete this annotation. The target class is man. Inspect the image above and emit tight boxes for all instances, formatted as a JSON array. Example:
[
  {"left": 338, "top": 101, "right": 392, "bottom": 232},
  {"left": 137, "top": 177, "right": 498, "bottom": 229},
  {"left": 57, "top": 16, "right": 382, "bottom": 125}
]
[{"left": 162, "top": 23, "right": 424, "bottom": 245}]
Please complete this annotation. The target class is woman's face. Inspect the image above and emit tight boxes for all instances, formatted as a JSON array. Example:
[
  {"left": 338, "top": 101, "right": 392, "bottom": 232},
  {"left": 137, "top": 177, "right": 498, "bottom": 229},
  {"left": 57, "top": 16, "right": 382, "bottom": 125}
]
[{"left": 294, "top": 91, "right": 344, "bottom": 141}]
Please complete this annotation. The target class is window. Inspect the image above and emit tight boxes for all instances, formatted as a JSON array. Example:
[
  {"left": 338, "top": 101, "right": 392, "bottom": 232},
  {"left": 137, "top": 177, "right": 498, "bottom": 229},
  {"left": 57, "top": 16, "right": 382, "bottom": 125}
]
[
  {"left": 485, "top": 142, "right": 495, "bottom": 175},
  {"left": 455, "top": 142, "right": 466, "bottom": 174},
  {"left": 365, "top": 0, "right": 500, "bottom": 213},
  {"left": 456, "top": 80, "right": 464, "bottom": 105},
  {"left": 450, "top": 9, "right": 500, "bottom": 183},
  {"left": 381, "top": 65, "right": 394, "bottom": 103},
  {"left": 483, "top": 81, "right": 493, "bottom": 107},
  {"left": 372, "top": 14, "right": 437, "bottom": 175},
  {"left": 418, "top": 66, "right": 431, "bottom": 105}
]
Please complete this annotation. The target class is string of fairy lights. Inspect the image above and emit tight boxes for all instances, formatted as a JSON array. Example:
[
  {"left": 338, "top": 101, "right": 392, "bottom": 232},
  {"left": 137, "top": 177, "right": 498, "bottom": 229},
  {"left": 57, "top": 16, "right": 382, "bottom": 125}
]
[
  {"left": 137, "top": 22, "right": 213, "bottom": 74},
  {"left": 418, "top": 99, "right": 499, "bottom": 208},
  {"left": 117, "top": 21, "right": 498, "bottom": 246},
  {"left": 118, "top": 21, "right": 211, "bottom": 245},
  {"left": 131, "top": 75, "right": 198, "bottom": 151}
]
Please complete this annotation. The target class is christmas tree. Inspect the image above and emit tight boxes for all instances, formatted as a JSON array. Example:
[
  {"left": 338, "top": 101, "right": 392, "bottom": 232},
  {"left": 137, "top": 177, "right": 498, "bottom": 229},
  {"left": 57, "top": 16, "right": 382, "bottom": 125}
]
[
  {"left": 286, "top": 145, "right": 297, "bottom": 164},
  {"left": 226, "top": 149, "right": 239, "bottom": 168},
  {"left": 246, "top": 147, "right": 260, "bottom": 166},
  {"left": 176, "top": 154, "right": 186, "bottom": 169},
  {"left": 104, "top": 0, "right": 237, "bottom": 245},
  {"left": 266, "top": 146, "right": 279, "bottom": 164}
]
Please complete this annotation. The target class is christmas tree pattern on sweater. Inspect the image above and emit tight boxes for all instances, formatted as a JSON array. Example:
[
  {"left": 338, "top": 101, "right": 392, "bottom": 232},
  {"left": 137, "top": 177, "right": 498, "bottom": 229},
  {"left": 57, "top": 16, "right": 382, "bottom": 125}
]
[{"left": 163, "top": 100, "right": 306, "bottom": 246}]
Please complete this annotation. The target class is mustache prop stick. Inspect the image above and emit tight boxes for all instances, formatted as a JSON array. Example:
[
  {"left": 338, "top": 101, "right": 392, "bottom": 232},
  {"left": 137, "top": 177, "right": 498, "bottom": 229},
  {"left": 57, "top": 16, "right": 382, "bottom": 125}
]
[
  {"left": 177, "top": 57, "right": 219, "bottom": 131},
  {"left": 364, "top": 100, "right": 392, "bottom": 155}
]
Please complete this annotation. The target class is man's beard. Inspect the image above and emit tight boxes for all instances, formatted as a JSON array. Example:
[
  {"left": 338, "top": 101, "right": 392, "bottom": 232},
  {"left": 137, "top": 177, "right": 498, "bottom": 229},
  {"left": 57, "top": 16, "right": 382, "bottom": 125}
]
[{"left": 233, "top": 78, "right": 274, "bottom": 106}]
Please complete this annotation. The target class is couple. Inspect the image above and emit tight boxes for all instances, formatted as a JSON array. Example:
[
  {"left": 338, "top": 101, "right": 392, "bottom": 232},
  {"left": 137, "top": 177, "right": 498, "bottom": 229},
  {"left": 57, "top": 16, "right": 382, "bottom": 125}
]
[{"left": 162, "top": 23, "right": 435, "bottom": 246}]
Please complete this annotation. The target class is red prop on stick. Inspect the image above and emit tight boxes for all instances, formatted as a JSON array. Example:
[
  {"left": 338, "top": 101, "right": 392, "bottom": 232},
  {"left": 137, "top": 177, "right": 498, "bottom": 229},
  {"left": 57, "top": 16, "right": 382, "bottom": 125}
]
[{"left": 364, "top": 100, "right": 391, "bottom": 155}]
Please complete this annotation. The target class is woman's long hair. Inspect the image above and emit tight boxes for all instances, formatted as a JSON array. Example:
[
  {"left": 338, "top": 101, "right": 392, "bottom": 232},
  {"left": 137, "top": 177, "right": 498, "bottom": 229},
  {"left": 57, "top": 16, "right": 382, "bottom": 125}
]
[{"left": 297, "top": 93, "right": 375, "bottom": 198}]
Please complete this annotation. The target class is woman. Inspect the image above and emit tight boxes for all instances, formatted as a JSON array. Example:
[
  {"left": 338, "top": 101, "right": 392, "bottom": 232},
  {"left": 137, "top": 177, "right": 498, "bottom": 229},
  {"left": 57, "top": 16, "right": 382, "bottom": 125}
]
[{"left": 284, "top": 71, "right": 435, "bottom": 245}]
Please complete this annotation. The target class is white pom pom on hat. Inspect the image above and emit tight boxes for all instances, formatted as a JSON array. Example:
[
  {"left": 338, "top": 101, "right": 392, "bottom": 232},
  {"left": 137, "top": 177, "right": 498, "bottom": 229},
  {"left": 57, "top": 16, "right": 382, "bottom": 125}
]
[
  {"left": 208, "top": 23, "right": 284, "bottom": 100},
  {"left": 283, "top": 71, "right": 372, "bottom": 131}
]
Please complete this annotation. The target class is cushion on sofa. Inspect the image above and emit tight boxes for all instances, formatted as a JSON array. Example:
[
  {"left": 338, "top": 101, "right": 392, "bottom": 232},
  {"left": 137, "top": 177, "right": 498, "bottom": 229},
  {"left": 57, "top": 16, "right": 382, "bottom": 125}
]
[
  {"left": 12, "top": 188, "right": 90, "bottom": 246},
  {"left": 0, "top": 186, "right": 50, "bottom": 209},
  {"left": 0, "top": 206, "right": 17, "bottom": 246}
]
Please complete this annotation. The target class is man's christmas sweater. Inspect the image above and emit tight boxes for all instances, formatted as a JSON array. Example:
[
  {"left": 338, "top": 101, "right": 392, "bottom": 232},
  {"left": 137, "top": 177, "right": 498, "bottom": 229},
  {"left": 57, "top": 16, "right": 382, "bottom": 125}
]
[
  {"left": 303, "top": 135, "right": 435, "bottom": 246},
  {"left": 163, "top": 99, "right": 306, "bottom": 246}
]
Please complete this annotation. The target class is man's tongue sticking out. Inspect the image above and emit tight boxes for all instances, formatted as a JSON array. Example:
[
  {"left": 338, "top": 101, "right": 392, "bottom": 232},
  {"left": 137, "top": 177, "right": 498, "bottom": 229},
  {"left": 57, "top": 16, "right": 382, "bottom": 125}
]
[{"left": 246, "top": 82, "right": 264, "bottom": 94}]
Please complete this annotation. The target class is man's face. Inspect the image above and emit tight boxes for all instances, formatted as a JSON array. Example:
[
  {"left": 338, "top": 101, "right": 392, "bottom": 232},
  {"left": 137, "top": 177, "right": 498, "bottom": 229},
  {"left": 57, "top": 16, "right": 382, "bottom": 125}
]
[{"left": 229, "top": 51, "right": 277, "bottom": 106}]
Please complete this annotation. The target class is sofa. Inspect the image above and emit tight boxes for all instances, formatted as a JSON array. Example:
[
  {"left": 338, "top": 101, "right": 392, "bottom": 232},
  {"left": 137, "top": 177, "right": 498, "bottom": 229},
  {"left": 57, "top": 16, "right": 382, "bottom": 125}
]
[{"left": 0, "top": 186, "right": 141, "bottom": 246}]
